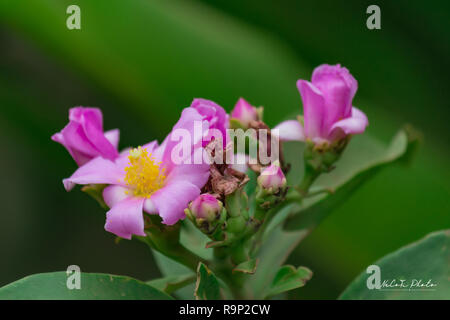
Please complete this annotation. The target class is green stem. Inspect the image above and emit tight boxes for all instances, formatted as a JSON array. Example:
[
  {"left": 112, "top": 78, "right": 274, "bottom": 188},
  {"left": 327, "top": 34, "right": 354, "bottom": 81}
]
[
  {"left": 249, "top": 196, "right": 296, "bottom": 257},
  {"left": 212, "top": 246, "right": 249, "bottom": 299},
  {"left": 304, "top": 187, "right": 334, "bottom": 198},
  {"left": 139, "top": 233, "right": 205, "bottom": 272},
  {"left": 249, "top": 168, "right": 321, "bottom": 258},
  {"left": 230, "top": 241, "right": 248, "bottom": 265},
  {"left": 296, "top": 167, "right": 320, "bottom": 196}
]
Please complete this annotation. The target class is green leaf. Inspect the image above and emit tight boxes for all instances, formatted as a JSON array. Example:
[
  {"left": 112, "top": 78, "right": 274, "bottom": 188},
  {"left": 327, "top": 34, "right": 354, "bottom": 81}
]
[
  {"left": 150, "top": 219, "right": 216, "bottom": 300},
  {"left": 233, "top": 258, "right": 259, "bottom": 274},
  {"left": 266, "top": 265, "right": 313, "bottom": 298},
  {"left": 180, "top": 219, "right": 213, "bottom": 261},
  {"left": 340, "top": 230, "right": 450, "bottom": 300},
  {"left": 152, "top": 249, "right": 192, "bottom": 275},
  {"left": 152, "top": 250, "right": 196, "bottom": 300},
  {"left": 247, "top": 223, "right": 306, "bottom": 299},
  {"left": 284, "top": 128, "right": 417, "bottom": 231},
  {"left": 147, "top": 274, "right": 195, "bottom": 295},
  {"left": 0, "top": 272, "right": 173, "bottom": 300},
  {"left": 195, "top": 263, "right": 221, "bottom": 300},
  {"left": 246, "top": 203, "right": 305, "bottom": 299}
]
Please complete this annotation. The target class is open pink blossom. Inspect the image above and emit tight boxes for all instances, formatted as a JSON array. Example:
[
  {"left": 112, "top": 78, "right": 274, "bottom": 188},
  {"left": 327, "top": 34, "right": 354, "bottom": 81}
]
[
  {"left": 52, "top": 107, "right": 119, "bottom": 166},
  {"left": 62, "top": 107, "right": 210, "bottom": 239},
  {"left": 274, "top": 64, "right": 368, "bottom": 144},
  {"left": 190, "top": 98, "right": 229, "bottom": 147}
]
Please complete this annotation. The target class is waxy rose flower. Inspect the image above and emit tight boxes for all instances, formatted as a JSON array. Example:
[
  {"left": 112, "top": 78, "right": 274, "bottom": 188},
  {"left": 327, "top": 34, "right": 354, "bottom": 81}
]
[
  {"left": 257, "top": 161, "right": 286, "bottom": 192},
  {"left": 188, "top": 194, "right": 222, "bottom": 221},
  {"left": 190, "top": 98, "right": 229, "bottom": 147},
  {"left": 62, "top": 107, "right": 210, "bottom": 239},
  {"left": 52, "top": 107, "right": 119, "bottom": 166},
  {"left": 275, "top": 64, "right": 368, "bottom": 144},
  {"left": 230, "top": 98, "right": 259, "bottom": 128}
]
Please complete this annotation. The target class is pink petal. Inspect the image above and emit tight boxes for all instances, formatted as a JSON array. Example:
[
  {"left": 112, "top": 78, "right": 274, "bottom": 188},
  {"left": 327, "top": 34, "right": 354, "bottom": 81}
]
[
  {"left": 114, "top": 152, "right": 132, "bottom": 172},
  {"left": 63, "top": 157, "right": 124, "bottom": 191},
  {"left": 61, "top": 121, "right": 98, "bottom": 158},
  {"left": 312, "top": 64, "right": 357, "bottom": 104},
  {"left": 328, "top": 107, "right": 368, "bottom": 137},
  {"left": 103, "top": 185, "right": 131, "bottom": 208},
  {"left": 104, "top": 197, "right": 146, "bottom": 239},
  {"left": 190, "top": 98, "right": 229, "bottom": 146},
  {"left": 164, "top": 148, "right": 210, "bottom": 189},
  {"left": 51, "top": 132, "right": 65, "bottom": 147},
  {"left": 151, "top": 181, "right": 201, "bottom": 225},
  {"left": 273, "top": 120, "right": 305, "bottom": 141},
  {"left": 311, "top": 64, "right": 357, "bottom": 129},
  {"left": 161, "top": 107, "right": 209, "bottom": 173},
  {"left": 51, "top": 132, "right": 89, "bottom": 165},
  {"left": 231, "top": 98, "right": 258, "bottom": 125},
  {"left": 143, "top": 199, "right": 158, "bottom": 214},
  {"left": 151, "top": 137, "right": 168, "bottom": 164},
  {"left": 69, "top": 107, "right": 102, "bottom": 126},
  {"left": 142, "top": 140, "right": 158, "bottom": 154},
  {"left": 81, "top": 111, "right": 118, "bottom": 161},
  {"left": 104, "top": 129, "right": 120, "bottom": 150},
  {"left": 297, "top": 80, "right": 326, "bottom": 139}
]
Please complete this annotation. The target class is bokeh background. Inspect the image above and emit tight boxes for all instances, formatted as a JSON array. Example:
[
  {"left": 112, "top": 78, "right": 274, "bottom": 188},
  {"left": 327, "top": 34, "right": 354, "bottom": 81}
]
[{"left": 0, "top": 0, "right": 448, "bottom": 299}]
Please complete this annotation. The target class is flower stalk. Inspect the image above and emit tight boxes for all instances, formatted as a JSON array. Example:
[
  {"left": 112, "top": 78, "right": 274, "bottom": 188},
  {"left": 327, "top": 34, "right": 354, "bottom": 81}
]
[{"left": 139, "top": 215, "right": 206, "bottom": 271}]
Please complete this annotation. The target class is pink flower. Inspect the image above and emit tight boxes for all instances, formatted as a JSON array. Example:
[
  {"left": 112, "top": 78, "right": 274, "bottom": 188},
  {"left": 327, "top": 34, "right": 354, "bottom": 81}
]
[
  {"left": 274, "top": 64, "right": 368, "bottom": 144},
  {"left": 52, "top": 107, "right": 119, "bottom": 166},
  {"left": 257, "top": 161, "right": 286, "bottom": 192},
  {"left": 190, "top": 98, "right": 229, "bottom": 147},
  {"left": 189, "top": 194, "right": 222, "bottom": 221},
  {"left": 62, "top": 107, "right": 210, "bottom": 239},
  {"left": 230, "top": 98, "right": 259, "bottom": 127}
]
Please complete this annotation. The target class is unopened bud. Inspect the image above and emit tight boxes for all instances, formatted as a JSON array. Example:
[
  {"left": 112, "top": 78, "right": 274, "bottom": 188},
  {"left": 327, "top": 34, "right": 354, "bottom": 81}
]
[
  {"left": 230, "top": 98, "right": 259, "bottom": 128},
  {"left": 189, "top": 194, "right": 222, "bottom": 222},
  {"left": 257, "top": 160, "right": 287, "bottom": 193}
]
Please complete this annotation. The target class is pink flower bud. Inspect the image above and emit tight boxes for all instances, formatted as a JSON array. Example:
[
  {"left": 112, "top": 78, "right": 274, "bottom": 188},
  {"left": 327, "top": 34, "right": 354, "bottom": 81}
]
[
  {"left": 190, "top": 98, "right": 229, "bottom": 147},
  {"left": 231, "top": 98, "right": 259, "bottom": 127},
  {"left": 274, "top": 64, "right": 368, "bottom": 144},
  {"left": 52, "top": 107, "right": 119, "bottom": 166},
  {"left": 257, "top": 161, "right": 287, "bottom": 192},
  {"left": 189, "top": 194, "right": 222, "bottom": 221}
]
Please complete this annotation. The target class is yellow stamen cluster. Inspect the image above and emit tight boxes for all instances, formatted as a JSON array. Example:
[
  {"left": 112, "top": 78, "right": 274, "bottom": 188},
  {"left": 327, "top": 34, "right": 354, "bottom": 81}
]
[{"left": 124, "top": 146, "right": 165, "bottom": 198}]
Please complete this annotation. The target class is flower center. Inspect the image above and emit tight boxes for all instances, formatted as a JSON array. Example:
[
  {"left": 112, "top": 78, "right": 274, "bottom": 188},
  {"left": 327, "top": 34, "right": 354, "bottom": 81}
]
[{"left": 124, "top": 146, "right": 165, "bottom": 198}]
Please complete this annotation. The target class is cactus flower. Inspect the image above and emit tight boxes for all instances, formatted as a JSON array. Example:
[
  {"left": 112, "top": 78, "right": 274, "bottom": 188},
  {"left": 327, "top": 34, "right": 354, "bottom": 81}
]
[
  {"left": 62, "top": 107, "right": 210, "bottom": 239},
  {"left": 52, "top": 107, "right": 120, "bottom": 166},
  {"left": 275, "top": 64, "right": 368, "bottom": 144}
]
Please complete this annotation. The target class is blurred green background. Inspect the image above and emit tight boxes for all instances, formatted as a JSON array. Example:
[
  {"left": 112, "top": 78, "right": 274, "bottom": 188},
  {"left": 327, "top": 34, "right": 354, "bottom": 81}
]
[{"left": 0, "top": 0, "right": 448, "bottom": 299}]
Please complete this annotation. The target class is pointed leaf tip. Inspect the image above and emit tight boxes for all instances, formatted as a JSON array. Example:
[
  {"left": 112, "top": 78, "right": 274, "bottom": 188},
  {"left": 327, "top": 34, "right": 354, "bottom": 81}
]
[
  {"left": 195, "top": 263, "right": 221, "bottom": 300},
  {"left": 265, "top": 265, "right": 313, "bottom": 298}
]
